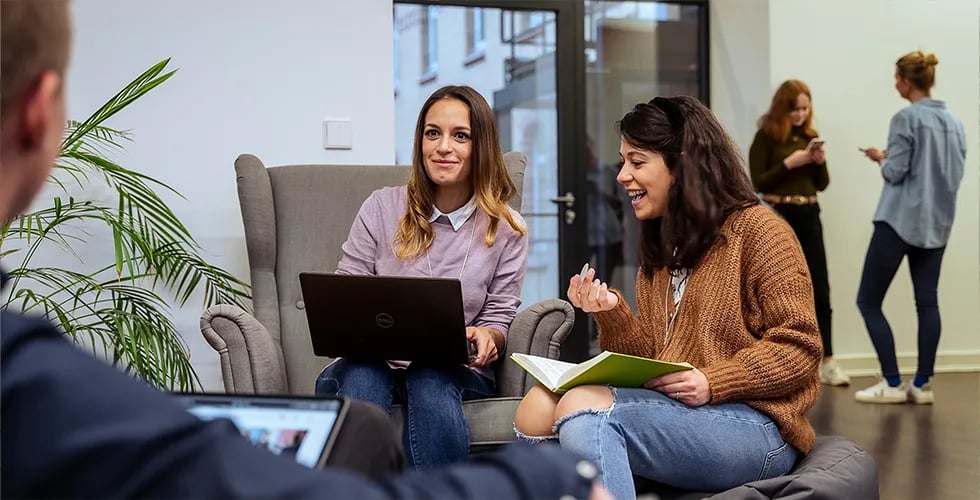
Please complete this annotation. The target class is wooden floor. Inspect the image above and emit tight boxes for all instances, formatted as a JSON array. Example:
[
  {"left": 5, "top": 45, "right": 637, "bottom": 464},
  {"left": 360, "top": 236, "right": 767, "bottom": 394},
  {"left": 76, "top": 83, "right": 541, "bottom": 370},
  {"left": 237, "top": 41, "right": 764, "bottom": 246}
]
[{"left": 810, "top": 373, "right": 980, "bottom": 500}]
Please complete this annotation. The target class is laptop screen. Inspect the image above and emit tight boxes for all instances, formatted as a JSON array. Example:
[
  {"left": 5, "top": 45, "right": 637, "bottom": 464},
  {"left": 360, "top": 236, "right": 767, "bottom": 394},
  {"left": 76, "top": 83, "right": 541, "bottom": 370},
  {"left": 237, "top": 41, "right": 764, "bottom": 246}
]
[{"left": 174, "top": 394, "right": 348, "bottom": 469}]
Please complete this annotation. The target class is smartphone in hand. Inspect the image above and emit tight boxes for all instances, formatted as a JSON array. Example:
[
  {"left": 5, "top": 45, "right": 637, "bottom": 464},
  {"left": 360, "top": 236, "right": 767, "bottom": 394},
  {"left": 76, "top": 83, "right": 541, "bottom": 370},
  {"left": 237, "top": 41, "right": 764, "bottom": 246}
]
[{"left": 806, "top": 137, "right": 825, "bottom": 152}]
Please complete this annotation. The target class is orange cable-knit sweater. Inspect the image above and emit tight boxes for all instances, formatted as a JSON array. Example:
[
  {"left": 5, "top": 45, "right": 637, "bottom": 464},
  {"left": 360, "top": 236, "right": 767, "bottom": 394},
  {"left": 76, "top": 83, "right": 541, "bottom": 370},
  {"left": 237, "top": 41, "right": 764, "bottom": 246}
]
[{"left": 594, "top": 204, "right": 822, "bottom": 454}]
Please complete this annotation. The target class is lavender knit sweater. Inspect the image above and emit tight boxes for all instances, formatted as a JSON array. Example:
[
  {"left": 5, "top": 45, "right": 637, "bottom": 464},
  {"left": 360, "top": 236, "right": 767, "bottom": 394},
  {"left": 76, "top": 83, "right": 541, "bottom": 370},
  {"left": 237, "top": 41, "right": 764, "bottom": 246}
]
[{"left": 336, "top": 186, "right": 529, "bottom": 381}]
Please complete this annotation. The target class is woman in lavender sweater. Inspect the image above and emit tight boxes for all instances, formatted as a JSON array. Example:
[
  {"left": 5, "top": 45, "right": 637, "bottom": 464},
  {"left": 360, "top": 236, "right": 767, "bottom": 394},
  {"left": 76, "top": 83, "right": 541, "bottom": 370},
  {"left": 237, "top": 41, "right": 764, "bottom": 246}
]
[{"left": 315, "top": 85, "right": 529, "bottom": 470}]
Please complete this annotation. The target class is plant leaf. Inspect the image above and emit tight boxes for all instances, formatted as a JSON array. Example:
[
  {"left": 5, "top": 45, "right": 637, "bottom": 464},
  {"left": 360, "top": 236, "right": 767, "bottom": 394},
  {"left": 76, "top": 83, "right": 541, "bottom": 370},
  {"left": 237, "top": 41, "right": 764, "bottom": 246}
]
[{"left": 0, "top": 58, "right": 249, "bottom": 391}]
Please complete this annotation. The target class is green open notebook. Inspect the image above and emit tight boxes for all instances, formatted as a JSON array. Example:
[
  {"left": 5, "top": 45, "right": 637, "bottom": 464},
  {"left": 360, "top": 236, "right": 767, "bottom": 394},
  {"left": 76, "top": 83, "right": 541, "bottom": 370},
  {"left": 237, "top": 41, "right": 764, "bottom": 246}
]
[{"left": 510, "top": 351, "right": 693, "bottom": 394}]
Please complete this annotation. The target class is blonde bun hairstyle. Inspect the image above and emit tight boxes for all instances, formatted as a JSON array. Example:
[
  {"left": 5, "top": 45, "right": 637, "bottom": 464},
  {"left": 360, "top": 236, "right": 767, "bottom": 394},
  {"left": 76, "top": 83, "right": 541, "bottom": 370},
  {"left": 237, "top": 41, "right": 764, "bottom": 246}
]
[{"left": 896, "top": 50, "right": 939, "bottom": 91}]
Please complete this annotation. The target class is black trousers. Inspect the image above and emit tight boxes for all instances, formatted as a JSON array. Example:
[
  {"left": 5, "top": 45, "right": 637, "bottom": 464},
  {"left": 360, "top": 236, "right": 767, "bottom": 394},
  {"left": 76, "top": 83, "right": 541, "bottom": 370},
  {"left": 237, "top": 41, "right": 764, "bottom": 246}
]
[
  {"left": 326, "top": 399, "right": 406, "bottom": 476},
  {"left": 857, "top": 221, "right": 946, "bottom": 379},
  {"left": 773, "top": 203, "right": 833, "bottom": 357}
]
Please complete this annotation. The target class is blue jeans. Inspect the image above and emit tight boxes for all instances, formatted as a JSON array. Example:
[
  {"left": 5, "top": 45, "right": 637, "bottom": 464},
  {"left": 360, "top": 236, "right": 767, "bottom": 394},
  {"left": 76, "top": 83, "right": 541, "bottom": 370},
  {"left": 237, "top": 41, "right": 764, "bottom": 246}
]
[
  {"left": 315, "top": 359, "right": 495, "bottom": 470},
  {"left": 555, "top": 388, "right": 798, "bottom": 500},
  {"left": 857, "top": 221, "right": 946, "bottom": 379}
]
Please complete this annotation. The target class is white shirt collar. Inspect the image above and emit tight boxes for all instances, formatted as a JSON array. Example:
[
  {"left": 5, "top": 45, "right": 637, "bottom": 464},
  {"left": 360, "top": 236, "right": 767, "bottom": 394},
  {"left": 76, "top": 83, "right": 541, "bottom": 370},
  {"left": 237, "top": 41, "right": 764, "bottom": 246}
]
[{"left": 429, "top": 197, "right": 478, "bottom": 231}]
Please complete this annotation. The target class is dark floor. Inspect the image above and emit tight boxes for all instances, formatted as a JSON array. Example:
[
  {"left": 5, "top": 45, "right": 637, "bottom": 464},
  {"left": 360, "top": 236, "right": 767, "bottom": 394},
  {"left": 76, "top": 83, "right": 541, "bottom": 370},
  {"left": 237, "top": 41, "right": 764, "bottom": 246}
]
[{"left": 810, "top": 373, "right": 980, "bottom": 500}]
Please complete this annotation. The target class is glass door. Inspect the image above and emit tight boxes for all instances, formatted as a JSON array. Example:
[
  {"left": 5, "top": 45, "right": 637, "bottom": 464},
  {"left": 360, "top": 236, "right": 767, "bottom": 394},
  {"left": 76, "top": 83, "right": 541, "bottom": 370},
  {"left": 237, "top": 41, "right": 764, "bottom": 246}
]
[
  {"left": 394, "top": 0, "right": 708, "bottom": 362},
  {"left": 582, "top": 1, "right": 707, "bottom": 356},
  {"left": 393, "top": 1, "right": 589, "bottom": 360}
]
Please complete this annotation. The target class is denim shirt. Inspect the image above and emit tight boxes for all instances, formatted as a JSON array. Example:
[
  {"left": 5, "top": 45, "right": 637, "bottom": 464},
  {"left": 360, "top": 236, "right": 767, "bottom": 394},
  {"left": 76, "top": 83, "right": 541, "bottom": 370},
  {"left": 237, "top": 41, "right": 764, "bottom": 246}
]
[{"left": 874, "top": 98, "right": 967, "bottom": 248}]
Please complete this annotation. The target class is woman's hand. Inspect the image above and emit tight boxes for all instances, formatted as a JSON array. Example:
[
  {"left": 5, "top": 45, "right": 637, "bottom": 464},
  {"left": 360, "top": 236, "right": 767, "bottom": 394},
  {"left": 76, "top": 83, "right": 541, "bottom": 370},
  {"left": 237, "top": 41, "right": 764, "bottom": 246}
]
[
  {"left": 809, "top": 147, "right": 826, "bottom": 165},
  {"left": 863, "top": 147, "right": 885, "bottom": 163},
  {"left": 466, "top": 326, "right": 499, "bottom": 367},
  {"left": 590, "top": 482, "right": 614, "bottom": 500},
  {"left": 783, "top": 149, "right": 812, "bottom": 170},
  {"left": 567, "top": 267, "right": 618, "bottom": 313},
  {"left": 643, "top": 366, "right": 711, "bottom": 406}
]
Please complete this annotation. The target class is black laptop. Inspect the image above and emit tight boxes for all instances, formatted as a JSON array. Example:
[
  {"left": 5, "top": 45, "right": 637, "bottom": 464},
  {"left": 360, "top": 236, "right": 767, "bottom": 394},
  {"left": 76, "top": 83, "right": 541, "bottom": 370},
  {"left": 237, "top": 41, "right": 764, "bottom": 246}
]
[
  {"left": 298, "top": 272, "right": 471, "bottom": 365},
  {"left": 173, "top": 393, "right": 349, "bottom": 469}
]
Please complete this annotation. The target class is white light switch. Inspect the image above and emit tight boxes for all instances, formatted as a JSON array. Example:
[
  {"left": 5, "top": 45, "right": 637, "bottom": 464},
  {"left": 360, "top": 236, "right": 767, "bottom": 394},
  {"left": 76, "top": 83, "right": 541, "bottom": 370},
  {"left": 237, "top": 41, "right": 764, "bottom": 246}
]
[{"left": 323, "top": 119, "right": 353, "bottom": 149}]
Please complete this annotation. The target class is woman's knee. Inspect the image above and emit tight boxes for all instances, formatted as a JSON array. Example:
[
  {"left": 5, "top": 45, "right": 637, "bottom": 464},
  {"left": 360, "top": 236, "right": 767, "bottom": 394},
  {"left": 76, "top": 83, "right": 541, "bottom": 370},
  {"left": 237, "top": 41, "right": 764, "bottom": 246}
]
[
  {"left": 856, "top": 288, "right": 883, "bottom": 312},
  {"left": 316, "top": 360, "right": 358, "bottom": 395},
  {"left": 913, "top": 289, "right": 939, "bottom": 309},
  {"left": 554, "top": 385, "right": 614, "bottom": 421},
  {"left": 405, "top": 366, "right": 459, "bottom": 397},
  {"left": 404, "top": 369, "right": 473, "bottom": 420},
  {"left": 514, "top": 384, "right": 560, "bottom": 437},
  {"left": 353, "top": 363, "right": 391, "bottom": 383},
  {"left": 319, "top": 361, "right": 392, "bottom": 405}
]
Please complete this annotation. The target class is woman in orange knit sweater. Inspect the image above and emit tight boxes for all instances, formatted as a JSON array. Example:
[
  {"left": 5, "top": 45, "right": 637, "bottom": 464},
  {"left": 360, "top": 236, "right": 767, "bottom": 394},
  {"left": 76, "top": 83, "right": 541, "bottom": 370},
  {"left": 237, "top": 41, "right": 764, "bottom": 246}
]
[{"left": 514, "top": 96, "right": 822, "bottom": 498}]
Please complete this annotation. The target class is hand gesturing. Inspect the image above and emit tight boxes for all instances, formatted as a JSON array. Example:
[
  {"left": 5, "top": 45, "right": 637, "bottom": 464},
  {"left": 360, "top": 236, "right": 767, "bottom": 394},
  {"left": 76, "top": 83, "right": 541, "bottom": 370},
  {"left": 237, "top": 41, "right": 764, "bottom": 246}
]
[{"left": 567, "top": 267, "right": 618, "bottom": 313}]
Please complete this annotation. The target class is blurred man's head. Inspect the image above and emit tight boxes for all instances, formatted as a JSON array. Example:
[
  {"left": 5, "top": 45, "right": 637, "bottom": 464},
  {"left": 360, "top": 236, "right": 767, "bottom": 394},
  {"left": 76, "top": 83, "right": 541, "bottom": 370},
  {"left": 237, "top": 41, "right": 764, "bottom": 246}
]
[{"left": 1, "top": 0, "right": 72, "bottom": 223}]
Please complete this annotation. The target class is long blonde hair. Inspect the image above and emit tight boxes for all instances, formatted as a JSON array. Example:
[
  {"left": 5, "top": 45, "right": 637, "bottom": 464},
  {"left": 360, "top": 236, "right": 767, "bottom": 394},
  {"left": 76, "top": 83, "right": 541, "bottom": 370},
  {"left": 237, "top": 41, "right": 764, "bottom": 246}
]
[{"left": 394, "top": 85, "right": 526, "bottom": 260}]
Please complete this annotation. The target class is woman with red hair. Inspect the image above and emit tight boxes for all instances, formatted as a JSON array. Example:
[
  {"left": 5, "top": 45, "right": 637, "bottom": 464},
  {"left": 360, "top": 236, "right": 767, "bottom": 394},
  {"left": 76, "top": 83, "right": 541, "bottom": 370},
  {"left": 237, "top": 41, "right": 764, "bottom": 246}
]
[{"left": 749, "top": 80, "right": 848, "bottom": 387}]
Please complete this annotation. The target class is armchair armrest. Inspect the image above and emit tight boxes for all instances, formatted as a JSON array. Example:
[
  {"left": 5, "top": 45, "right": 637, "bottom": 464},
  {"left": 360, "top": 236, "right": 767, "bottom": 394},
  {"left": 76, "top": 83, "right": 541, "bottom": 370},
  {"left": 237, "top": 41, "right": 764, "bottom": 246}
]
[
  {"left": 495, "top": 298, "right": 575, "bottom": 397},
  {"left": 200, "top": 304, "right": 288, "bottom": 394}
]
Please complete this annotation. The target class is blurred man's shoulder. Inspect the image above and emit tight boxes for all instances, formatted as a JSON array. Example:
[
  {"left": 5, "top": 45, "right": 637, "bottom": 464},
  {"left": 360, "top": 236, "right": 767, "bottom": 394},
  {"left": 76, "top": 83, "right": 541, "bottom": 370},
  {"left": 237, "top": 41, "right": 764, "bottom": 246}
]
[{"left": 1, "top": 309, "right": 63, "bottom": 357}]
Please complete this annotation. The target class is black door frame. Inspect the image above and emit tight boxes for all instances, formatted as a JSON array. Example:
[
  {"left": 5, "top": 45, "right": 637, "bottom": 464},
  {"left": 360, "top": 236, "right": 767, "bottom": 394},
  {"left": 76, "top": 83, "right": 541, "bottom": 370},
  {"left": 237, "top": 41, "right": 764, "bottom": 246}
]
[{"left": 393, "top": 0, "right": 709, "bottom": 362}]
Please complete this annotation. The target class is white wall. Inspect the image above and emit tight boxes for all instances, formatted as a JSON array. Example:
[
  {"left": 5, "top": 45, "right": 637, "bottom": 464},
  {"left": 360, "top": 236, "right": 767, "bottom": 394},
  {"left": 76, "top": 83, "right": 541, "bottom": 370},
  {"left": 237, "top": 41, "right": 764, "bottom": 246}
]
[
  {"left": 47, "top": 0, "right": 980, "bottom": 388},
  {"left": 65, "top": 0, "right": 395, "bottom": 389},
  {"left": 713, "top": 0, "right": 980, "bottom": 374},
  {"left": 709, "top": 0, "right": 772, "bottom": 153}
]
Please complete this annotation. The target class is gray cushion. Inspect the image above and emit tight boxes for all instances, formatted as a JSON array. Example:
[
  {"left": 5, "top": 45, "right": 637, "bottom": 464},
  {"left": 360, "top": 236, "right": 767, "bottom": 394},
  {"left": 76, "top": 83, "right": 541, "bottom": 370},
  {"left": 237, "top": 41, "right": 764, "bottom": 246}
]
[
  {"left": 266, "top": 163, "right": 410, "bottom": 394},
  {"left": 201, "top": 304, "right": 287, "bottom": 394},
  {"left": 637, "top": 435, "right": 879, "bottom": 499},
  {"left": 496, "top": 298, "right": 574, "bottom": 396},
  {"left": 390, "top": 398, "right": 522, "bottom": 448}
]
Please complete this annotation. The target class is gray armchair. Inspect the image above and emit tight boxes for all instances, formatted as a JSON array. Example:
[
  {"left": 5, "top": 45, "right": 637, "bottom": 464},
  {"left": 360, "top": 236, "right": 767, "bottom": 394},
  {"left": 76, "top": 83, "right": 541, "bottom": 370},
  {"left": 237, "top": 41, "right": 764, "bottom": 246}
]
[{"left": 199, "top": 152, "right": 574, "bottom": 449}]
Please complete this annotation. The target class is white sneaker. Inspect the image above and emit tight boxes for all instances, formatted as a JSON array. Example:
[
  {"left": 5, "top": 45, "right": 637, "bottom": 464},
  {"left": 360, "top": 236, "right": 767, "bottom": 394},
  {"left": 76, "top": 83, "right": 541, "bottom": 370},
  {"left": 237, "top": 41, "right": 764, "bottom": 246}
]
[
  {"left": 908, "top": 381, "right": 934, "bottom": 405},
  {"left": 820, "top": 360, "right": 851, "bottom": 386},
  {"left": 855, "top": 379, "right": 908, "bottom": 404}
]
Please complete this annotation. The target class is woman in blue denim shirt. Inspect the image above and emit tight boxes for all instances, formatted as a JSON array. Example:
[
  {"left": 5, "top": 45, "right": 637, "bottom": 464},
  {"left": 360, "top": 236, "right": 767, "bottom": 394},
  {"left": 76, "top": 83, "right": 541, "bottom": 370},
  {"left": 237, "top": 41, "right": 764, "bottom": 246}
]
[{"left": 856, "top": 50, "right": 967, "bottom": 405}]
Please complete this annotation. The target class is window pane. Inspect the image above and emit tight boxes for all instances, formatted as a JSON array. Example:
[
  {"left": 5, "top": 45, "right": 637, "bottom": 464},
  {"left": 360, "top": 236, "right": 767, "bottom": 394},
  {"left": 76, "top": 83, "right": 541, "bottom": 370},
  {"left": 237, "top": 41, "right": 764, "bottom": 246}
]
[
  {"left": 393, "top": 4, "right": 561, "bottom": 308},
  {"left": 466, "top": 8, "right": 485, "bottom": 56},
  {"left": 583, "top": 1, "right": 705, "bottom": 354},
  {"left": 420, "top": 6, "right": 438, "bottom": 76}
]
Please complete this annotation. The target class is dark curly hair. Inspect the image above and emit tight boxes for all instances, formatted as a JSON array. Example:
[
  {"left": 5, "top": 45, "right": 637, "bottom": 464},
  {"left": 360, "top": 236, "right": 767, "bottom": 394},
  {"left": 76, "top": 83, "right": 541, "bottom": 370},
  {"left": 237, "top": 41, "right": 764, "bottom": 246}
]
[{"left": 617, "top": 96, "right": 759, "bottom": 273}]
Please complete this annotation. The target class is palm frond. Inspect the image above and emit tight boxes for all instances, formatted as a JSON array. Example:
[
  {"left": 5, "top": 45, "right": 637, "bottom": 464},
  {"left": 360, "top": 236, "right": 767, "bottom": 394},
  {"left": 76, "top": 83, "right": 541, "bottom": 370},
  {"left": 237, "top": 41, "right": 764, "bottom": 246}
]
[
  {"left": 0, "top": 58, "right": 249, "bottom": 391},
  {"left": 65, "top": 121, "right": 131, "bottom": 149},
  {"left": 148, "top": 242, "right": 251, "bottom": 309},
  {"left": 61, "top": 59, "right": 175, "bottom": 152},
  {"left": 6, "top": 266, "right": 201, "bottom": 390}
]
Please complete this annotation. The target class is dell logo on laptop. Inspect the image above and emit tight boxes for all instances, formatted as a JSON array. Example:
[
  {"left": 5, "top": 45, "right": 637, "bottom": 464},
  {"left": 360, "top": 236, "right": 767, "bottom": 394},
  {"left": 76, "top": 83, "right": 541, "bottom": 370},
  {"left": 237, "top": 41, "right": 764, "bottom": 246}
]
[{"left": 376, "top": 313, "right": 394, "bottom": 328}]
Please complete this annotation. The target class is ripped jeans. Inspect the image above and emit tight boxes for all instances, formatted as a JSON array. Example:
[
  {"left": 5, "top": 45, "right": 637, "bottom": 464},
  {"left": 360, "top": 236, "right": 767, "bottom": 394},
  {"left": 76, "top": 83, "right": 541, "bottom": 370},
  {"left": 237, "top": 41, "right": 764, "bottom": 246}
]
[
  {"left": 520, "top": 387, "right": 798, "bottom": 500},
  {"left": 316, "top": 359, "right": 495, "bottom": 470}
]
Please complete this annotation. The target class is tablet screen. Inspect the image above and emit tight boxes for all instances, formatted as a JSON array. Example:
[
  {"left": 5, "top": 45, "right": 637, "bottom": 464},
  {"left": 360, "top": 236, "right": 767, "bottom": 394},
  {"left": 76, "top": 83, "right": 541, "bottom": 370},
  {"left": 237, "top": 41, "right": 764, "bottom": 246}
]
[{"left": 174, "top": 394, "right": 347, "bottom": 469}]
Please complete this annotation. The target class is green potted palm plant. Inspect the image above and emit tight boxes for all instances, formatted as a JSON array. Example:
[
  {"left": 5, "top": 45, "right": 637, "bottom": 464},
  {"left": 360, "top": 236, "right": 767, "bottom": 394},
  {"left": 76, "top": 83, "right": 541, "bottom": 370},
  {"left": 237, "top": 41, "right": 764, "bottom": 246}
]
[{"left": 0, "top": 59, "right": 250, "bottom": 390}]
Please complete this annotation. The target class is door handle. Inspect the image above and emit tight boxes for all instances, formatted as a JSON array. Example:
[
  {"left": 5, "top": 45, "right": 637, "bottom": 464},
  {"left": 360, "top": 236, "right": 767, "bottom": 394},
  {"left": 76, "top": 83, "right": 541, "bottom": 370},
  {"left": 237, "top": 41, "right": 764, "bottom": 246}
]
[
  {"left": 549, "top": 192, "right": 576, "bottom": 207},
  {"left": 549, "top": 192, "right": 576, "bottom": 225}
]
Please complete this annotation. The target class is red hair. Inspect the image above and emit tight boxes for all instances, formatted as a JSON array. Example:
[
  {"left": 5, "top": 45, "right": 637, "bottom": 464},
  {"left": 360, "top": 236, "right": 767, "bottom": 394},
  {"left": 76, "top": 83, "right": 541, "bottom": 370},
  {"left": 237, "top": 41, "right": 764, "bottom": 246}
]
[{"left": 758, "top": 80, "right": 818, "bottom": 143}]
